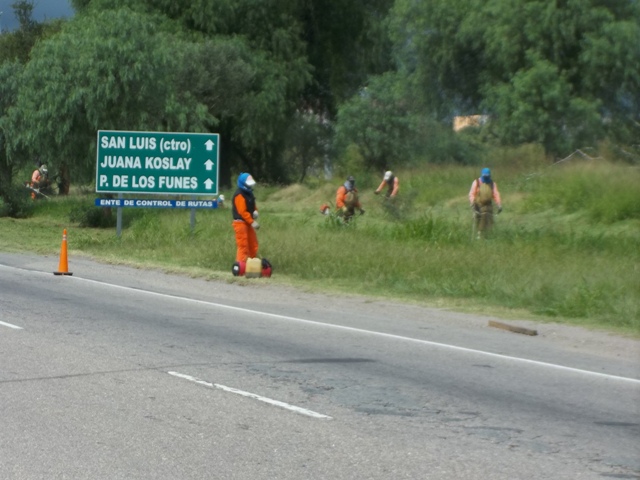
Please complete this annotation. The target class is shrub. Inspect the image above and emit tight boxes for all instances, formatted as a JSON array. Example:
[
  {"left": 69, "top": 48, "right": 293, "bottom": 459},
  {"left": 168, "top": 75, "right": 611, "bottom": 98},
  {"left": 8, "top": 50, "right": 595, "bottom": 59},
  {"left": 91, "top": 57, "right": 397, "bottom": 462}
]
[
  {"left": 69, "top": 205, "right": 116, "bottom": 228},
  {"left": 0, "top": 185, "right": 34, "bottom": 218}
]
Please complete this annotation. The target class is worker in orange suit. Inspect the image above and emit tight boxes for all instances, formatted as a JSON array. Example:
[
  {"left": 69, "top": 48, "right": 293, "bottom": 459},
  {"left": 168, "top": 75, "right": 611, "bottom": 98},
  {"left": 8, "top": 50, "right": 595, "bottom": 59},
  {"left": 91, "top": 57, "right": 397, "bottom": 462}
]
[
  {"left": 374, "top": 170, "right": 399, "bottom": 199},
  {"left": 232, "top": 172, "right": 259, "bottom": 262},
  {"left": 335, "top": 175, "right": 364, "bottom": 222}
]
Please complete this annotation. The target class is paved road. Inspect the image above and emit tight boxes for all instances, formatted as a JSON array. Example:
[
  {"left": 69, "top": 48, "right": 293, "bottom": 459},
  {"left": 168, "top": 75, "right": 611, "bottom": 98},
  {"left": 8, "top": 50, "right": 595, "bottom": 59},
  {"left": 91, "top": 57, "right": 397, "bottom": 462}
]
[{"left": 1, "top": 253, "right": 638, "bottom": 479}]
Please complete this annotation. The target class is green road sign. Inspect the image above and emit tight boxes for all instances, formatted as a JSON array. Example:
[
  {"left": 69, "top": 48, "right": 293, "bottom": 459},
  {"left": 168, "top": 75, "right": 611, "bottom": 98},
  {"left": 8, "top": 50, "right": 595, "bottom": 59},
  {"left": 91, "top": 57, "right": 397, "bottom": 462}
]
[{"left": 96, "top": 130, "right": 220, "bottom": 195}]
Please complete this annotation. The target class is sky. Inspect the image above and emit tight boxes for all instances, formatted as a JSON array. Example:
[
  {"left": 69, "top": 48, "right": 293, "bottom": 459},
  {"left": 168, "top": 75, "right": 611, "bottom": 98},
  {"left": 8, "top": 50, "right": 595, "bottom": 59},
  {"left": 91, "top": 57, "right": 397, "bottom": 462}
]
[{"left": 0, "top": 0, "right": 74, "bottom": 32}]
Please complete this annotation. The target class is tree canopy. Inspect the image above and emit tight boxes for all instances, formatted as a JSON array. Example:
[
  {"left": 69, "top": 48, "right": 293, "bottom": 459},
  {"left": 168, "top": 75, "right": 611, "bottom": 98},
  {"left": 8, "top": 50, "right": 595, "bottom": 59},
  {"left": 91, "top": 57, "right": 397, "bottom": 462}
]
[
  {"left": 66, "top": 0, "right": 396, "bottom": 180},
  {"left": 389, "top": 0, "right": 640, "bottom": 156},
  {"left": 8, "top": 9, "right": 217, "bottom": 180}
]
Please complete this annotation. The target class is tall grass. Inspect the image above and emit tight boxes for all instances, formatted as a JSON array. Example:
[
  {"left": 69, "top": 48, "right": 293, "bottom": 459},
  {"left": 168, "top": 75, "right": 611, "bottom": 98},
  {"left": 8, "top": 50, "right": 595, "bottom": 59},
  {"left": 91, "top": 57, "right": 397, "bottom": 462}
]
[
  {"left": 253, "top": 211, "right": 638, "bottom": 332},
  {"left": 519, "top": 160, "right": 640, "bottom": 223},
  {"left": 1, "top": 156, "right": 638, "bottom": 334}
]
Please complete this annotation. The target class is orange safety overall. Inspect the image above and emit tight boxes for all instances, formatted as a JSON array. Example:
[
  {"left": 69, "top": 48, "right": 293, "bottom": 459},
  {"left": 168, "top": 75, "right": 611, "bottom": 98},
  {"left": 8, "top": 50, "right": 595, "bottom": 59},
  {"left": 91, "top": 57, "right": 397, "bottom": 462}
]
[{"left": 232, "top": 189, "right": 259, "bottom": 262}]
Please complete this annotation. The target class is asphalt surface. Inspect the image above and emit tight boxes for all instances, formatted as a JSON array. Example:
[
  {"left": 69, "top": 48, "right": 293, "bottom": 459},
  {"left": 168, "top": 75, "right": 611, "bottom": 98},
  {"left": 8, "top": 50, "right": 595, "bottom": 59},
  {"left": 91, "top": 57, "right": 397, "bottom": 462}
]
[{"left": 1, "top": 253, "right": 638, "bottom": 479}]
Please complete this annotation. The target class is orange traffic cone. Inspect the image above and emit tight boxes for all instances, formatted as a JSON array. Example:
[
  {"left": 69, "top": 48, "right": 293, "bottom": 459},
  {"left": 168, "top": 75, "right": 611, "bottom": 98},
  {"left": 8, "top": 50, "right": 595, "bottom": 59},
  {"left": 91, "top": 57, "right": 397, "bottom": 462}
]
[{"left": 54, "top": 229, "right": 73, "bottom": 276}]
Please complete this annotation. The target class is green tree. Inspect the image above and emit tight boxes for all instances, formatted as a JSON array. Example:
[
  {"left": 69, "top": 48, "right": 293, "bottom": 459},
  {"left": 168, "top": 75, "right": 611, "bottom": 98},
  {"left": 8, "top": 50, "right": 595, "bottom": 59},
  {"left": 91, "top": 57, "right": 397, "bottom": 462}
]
[
  {"left": 297, "top": 0, "right": 395, "bottom": 115},
  {"left": 95, "top": 0, "right": 395, "bottom": 113},
  {"left": 284, "top": 109, "right": 332, "bottom": 182},
  {"left": 579, "top": 17, "right": 640, "bottom": 144},
  {"left": 0, "top": 1, "right": 46, "bottom": 63},
  {"left": 390, "top": 0, "right": 640, "bottom": 157},
  {"left": 483, "top": 57, "right": 602, "bottom": 155},
  {"left": 70, "top": 0, "right": 314, "bottom": 183},
  {"left": 70, "top": 0, "right": 395, "bottom": 182},
  {"left": 0, "top": 1, "right": 59, "bottom": 207},
  {"left": 335, "top": 72, "right": 420, "bottom": 171},
  {"left": 7, "top": 8, "right": 216, "bottom": 182},
  {"left": 0, "top": 61, "right": 24, "bottom": 202},
  {"left": 335, "top": 71, "right": 479, "bottom": 170}
]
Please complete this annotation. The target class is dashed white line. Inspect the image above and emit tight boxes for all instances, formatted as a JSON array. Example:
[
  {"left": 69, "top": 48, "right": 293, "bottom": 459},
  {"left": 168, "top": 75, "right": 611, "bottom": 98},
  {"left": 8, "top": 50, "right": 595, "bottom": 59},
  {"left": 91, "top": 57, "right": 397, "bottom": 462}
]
[{"left": 168, "top": 371, "right": 332, "bottom": 419}]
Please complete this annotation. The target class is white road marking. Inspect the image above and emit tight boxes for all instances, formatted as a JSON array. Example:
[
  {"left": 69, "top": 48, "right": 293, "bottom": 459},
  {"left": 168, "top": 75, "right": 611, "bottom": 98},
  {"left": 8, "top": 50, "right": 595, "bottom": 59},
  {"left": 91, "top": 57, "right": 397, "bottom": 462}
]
[
  {"left": 2, "top": 264, "right": 639, "bottom": 385},
  {"left": 0, "top": 320, "right": 23, "bottom": 330},
  {"left": 168, "top": 371, "right": 332, "bottom": 419}
]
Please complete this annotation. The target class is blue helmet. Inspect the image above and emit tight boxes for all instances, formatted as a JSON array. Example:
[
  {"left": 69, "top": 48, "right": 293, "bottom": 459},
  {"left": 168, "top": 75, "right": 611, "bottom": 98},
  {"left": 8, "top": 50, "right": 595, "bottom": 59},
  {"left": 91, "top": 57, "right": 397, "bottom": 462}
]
[
  {"left": 481, "top": 168, "right": 491, "bottom": 178},
  {"left": 237, "top": 172, "right": 256, "bottom": 192}
]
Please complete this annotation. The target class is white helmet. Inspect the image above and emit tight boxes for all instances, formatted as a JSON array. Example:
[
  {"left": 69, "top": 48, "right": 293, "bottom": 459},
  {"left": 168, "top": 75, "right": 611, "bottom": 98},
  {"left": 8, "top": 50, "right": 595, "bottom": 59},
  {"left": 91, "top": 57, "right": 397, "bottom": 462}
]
[
  {"left": 384, "top": 171, "right": 392, "bottom": 181},
  {"left": 218, "top": 194, "right": 225, "bottom": 203}
]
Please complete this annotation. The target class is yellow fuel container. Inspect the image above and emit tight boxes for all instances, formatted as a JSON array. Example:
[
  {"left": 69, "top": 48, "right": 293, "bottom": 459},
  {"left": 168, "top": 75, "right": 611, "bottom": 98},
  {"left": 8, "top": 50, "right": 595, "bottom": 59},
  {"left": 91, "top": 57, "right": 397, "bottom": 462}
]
[{"left": 245, "top": 257, "right": 262, "bottom": 278}]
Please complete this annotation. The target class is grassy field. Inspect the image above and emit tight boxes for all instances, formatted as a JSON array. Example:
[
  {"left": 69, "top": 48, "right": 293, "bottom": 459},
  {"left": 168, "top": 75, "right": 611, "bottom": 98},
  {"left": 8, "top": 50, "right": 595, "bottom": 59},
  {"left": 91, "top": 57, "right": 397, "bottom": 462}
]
[{"left": 1, "top": 155, "right": 639, "bottom": 335}]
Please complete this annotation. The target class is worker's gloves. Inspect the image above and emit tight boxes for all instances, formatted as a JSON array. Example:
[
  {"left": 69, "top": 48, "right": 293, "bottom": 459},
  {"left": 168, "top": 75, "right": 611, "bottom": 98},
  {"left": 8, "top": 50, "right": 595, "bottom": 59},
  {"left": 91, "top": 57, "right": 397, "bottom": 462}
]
[
  {"left": 359, "top": 208, "right": 365, "bottom": 215},
  {"left": 374, "top": 190, "right": 380, "bottom": 195},
  {"left": 251, "top": 221, "right": 260, "bottom": 230},
  {"left": 252, "top": 210, "right": 259, "bottom": 219},
  {"left": 497, "top": 206, "right": 503, "bottom": 214}
]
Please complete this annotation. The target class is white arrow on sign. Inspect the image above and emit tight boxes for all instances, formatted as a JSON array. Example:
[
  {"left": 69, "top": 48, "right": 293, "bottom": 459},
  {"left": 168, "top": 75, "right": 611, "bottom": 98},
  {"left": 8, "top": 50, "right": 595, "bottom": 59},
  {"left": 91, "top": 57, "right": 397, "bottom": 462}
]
[
  {"left": 204, "top": 140, "right": 215, "bottom": 151},
  {"left": 204, "top": 179, "right": 214, "bottom": 190},
  {"left": 204, "top": 159, "right": 215, "bottom": 171}
]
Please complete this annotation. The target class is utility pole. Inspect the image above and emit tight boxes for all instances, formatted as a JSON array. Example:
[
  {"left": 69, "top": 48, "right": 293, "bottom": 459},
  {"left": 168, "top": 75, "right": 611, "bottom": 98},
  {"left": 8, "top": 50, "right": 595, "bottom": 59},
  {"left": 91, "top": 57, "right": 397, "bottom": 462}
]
[{"left": 0, "top": 11, "right": 4, "bottom": 34}]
